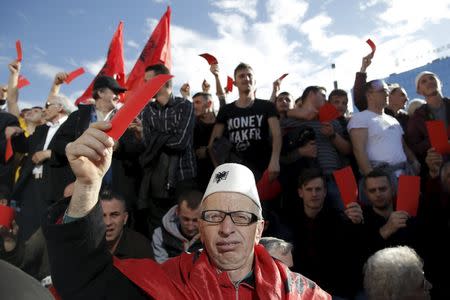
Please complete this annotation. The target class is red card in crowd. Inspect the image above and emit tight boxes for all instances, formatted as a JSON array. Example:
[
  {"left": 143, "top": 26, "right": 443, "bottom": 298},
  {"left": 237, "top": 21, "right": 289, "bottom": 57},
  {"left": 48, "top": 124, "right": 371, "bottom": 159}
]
[
  {"left": 17, "top": 75, "right": 30, "bottom": 89},
  {"left": 199, "top": 53, "right": 218, "bottom": 65},
  {"left": 65, "top": 67, "right": 85, "bottom": 84},
  {"left": 256, "top": 169, "right": 282, "bottom": 201},
  {"left": 426, "top": 120, "right": 450, "bottom": 154},
  {"left": 5, "top": 137, "right": 13, "bottom": 162},
  {"left": 107, "top": 74, "right": 173, "bottom": 140},
  {"left": 333, "top": 166, "right": 358, "bottom": 207},
  {"left": 278, "top": 73, "right": 288, "bottom": 81},
  {"left": 396, "top": 175, "right": 420, "bottom": 217},
  {"left": 366, "top": 38, "right": 376, "bottom": 53},
  {"left": 0, "top": 205, "right": 15, "bottom": 230},
  {"left": 16, "top": 40, "right": 23, "bottom": 62},
  {"left": 226, "top": 76, "right": 233, "bottom": 93},
  {"left": 319, "top": 103, "right": 340, "bottom": 123}
]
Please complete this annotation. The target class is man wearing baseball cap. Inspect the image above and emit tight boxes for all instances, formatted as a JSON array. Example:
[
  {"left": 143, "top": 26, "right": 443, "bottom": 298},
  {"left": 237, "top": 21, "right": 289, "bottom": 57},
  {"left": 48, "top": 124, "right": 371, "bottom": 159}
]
[
  {"left": 43, "top": 121, "right": 331, "bottom": 299},
  {"left": 406, "top": 71, "right": 449, "bottom": 169}
]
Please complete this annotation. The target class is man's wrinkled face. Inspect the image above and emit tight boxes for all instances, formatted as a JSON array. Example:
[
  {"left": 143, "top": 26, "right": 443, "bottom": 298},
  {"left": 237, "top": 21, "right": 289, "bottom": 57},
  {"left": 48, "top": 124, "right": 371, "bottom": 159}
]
[
  {"left": 177, "top": 200, "right": 201, "bottom": 239},
  {"left": 329, "top": 95, "right": 348, "bottom": 117},
  {"left": 42, "top": 99, "right": 62, "bottom": 122},
  {"left": 298, "top": 177, "right": 326, "bottom": 213},
  {"left": 199, "top": 192, "right": 264, "bottom": 272},
  {"left": 234, "top": 68, "right": 255, "bottom": 94},
  {"left": 365, "top": 176, "right": 393, "bottom": 210},
  {"left": 101, "top": 199, "right": 128, "bottom": 243},
  {"left": 98, "top": 88, "right": 119, "bottom": 110}
]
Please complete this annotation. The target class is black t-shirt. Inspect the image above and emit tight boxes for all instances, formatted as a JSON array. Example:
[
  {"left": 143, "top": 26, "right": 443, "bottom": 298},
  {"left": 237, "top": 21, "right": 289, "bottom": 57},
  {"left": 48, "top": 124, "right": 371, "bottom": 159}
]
[{"left": 216, "top": 99, "right": 277, "bottom": 174}]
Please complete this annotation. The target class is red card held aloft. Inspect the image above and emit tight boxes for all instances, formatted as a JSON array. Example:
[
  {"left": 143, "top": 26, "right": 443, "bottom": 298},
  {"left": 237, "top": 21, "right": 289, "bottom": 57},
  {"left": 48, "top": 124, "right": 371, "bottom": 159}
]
[
  {"left": 256, "top": 169, "right": 282, "bottom": 201},
  {"left": 278, "top": 73, "right": 288, "bottom": 81},
  {"left": 0, "top": 205, "right": 15, "bottom": 230},
  {"left": 319, "top": 103, "right": 340, "bottom": 123},
  {"left": 396, "top": 175, "right": 420, "bottom": 216},
  {"left": 17, "top": 75, "right": 30, "bottom": 89},
  {"left": 16, "top": 40, "right": 22, "bottom": 62},
  {"left": 426, "top": 120, "right": 450, "bottom": 154},
  {"left": 226, "top": 76, "right": 233, "bottom": 93},
  {"left": 5, "top": 137, "right": 13, "bottom": 162},
  {"left": 199, "top": 53, "right": 218, "bottom": 65},
  {"left": 333, "top": 166, "right": 358, "bottom": 207},
  {"left": 65, "top": 67, "right": 85, "bottom": 84},
  {"left": 106, "top": 74, "right": 173, "bottom": 141},
  {"left": 366, "top": 38, "right": 376, "bottom": 53}
]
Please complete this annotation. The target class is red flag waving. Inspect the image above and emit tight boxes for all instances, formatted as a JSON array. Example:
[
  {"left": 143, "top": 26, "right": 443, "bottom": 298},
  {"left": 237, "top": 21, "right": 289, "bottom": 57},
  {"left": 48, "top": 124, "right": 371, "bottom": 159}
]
[
  {"left": 126, "top": 7, "right": 171, "bottom": 92},
  {"left": 75, "top": 22, "right": 125, "bottom": 105}
]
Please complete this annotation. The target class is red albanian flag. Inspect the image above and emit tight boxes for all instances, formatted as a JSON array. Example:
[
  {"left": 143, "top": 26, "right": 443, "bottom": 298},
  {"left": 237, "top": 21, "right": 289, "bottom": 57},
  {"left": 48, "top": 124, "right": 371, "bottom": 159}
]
[
  {"left": 75, "top": 21, "right": 125, "bottom": 105},
  {"left": 126, "top": 6, "right": 172, "bottom": 92}
]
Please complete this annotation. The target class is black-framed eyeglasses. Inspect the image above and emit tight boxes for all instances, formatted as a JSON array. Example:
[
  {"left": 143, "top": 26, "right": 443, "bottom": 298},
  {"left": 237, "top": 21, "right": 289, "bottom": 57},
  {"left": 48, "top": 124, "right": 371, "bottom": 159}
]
[{"left": 201, "top": 210, "right": 259, "bottom": 225}]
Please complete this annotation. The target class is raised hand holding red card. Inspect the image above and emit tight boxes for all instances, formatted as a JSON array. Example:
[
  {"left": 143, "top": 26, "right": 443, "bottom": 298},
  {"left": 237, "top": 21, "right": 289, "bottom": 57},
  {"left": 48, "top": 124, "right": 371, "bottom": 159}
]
[
  {"left": 226, "top": 76, "right": 233, "bottom": 92},
  {"left": 366, "top": 38, "right": 376, "bottom": 54},
  {"left": 396, "top": 175, "right": 420, "bottom": 216},
  {"left": 199, "top": 53, "right": 218, "bottom": 65},
  {"left": 333, "top": 166, "right": 358, "bottom": 207},
  {"left": 65, "top": 68, "right": 85, "bottom": 84},
  {"left": 16, "top": 40, "right": 23, "bottom": 62}
]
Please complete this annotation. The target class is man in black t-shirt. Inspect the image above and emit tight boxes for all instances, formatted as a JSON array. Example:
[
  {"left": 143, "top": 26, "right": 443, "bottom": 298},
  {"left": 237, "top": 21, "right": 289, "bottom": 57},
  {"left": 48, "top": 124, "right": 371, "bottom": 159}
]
[{"left": 208, "top": 63, "right": 281, "bottom": 181}]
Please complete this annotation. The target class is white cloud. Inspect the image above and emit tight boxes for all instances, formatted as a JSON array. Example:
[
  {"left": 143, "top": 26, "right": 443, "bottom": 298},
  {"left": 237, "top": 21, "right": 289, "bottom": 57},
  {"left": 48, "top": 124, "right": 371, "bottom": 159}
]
[
  {"left": 33, "top": 62, "right": 64, "bottom": 79},
  {"left": 83, "top": 58, "right": 104, "bottom": 75},
  {"left": 126, "top": 40, "right": 140, "bottom": 49},
  {"left": 377, "top": 0, "right": 450, "bottom": 37},
  {"left": 359, "top": 0, "right": 385, "bottom": 11},
  {"left": 211, "top": 0, "right": 258, "bottom": 19},
  {"left": 34, "top": 46, "right": 47, "bottom": 56},
  {"left": 266, "top": 0, "right": 308, "bottom": 28}
]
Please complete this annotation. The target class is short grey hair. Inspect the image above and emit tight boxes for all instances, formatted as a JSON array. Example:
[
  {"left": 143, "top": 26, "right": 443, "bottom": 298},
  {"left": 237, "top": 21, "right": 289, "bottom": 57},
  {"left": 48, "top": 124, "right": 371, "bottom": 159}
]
[
  {"left": 48, "top": 94, "right": 77, "bottom": 115},
  {"left": 259, "top": 237, "right": 293, "bottom": 255},
  {"left": 364, "top": 246, "right": 425, "bottom": 300}
]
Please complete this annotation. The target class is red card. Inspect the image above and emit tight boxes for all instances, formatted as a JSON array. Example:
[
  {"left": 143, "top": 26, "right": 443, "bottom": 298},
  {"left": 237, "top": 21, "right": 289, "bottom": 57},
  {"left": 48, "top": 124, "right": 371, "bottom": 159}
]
[
  {"left": 106, "top": 74, "right": 173, "bottom": 140},
  {"left": 256, "top": 169, "right": 282, "bottom": 201},
  {"left": 396, "top": 175, "right": 420, "bottom": 216},
  {"left": 333, "top": 166, "right": 358, "bottom": 207},
  {"left": 5, "top": 137, "right": 13, "bottom": 162},
  {"left": 278, "top": 73, "right": 288, "bottom": 81},
  {"left": 0, "top": 205, "right": 15, "bottom": 229},
  {"left": 426, "top": 120, "right": 450, "bottom": 154},
  {"left": 17, "top": 75, "right": 30, "bottom": 89},
  {"left": 226, "top": 76, "right": 233, "bottom": 93},
  {"left": 319, "top": 103, "right": 340, "bottom": 122},
  {"left": 16, "top": 40, "right": 22, "bottom": 62},
  {"left": 366, "top": 38, "right": 376, "bottom": 53},
  {"left": 65, "top": 67, "right": 85, "bottom": 84},
  {"left": 199, "top": 53, "right": 218, "bottom": 65}
]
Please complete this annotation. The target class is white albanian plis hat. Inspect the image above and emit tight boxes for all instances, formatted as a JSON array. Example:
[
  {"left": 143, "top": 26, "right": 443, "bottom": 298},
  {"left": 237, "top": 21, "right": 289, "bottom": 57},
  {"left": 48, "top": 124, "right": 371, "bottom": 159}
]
[{"left": 202, "top": 163, "right": 261, "bottom": 209}]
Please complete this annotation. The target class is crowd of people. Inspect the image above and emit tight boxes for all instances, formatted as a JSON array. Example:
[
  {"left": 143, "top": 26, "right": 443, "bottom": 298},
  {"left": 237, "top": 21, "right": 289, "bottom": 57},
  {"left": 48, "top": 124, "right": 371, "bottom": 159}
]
[{"left": 0, "top": 47, "right": 449, "bottom": 300}]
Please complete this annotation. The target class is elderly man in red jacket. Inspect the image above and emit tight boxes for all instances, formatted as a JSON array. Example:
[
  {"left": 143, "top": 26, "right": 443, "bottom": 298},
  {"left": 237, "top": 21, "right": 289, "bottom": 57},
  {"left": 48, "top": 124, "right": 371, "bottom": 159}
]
[{"left": 43, "top": 121, "right": 330, "bottom": 299}]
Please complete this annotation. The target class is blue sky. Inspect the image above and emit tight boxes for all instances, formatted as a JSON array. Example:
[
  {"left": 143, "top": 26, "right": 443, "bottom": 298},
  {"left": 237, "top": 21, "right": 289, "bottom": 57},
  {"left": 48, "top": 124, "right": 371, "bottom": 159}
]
[{"left": 1, "top": 0, "right": 450, "bottom": 109}]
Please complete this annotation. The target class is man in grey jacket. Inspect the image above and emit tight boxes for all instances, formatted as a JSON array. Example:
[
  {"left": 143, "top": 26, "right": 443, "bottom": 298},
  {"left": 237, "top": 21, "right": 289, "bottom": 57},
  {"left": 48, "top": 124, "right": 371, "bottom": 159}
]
[{"left": 152, "top": 190, "right": 203, "bottom": 263}]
